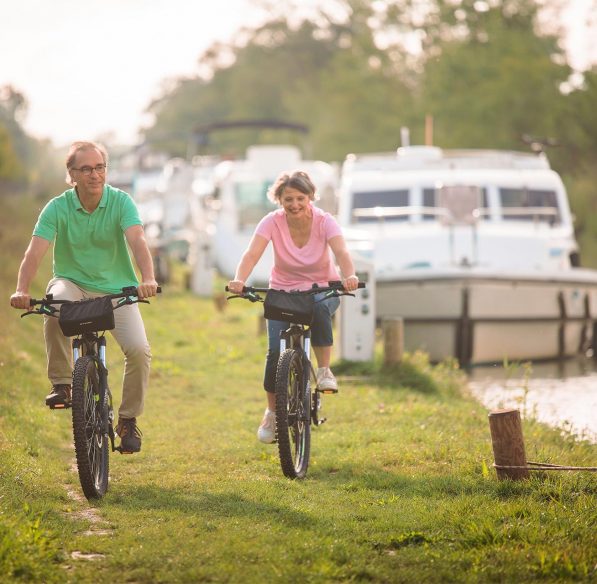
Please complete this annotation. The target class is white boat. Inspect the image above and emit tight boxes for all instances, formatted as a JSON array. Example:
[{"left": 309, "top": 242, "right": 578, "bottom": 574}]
[
  {"left": 209, "top": 144, "right": 337, "bottom": 285},
  {"left": 338, "top": 145, "right": 597, "bottom": 365}
]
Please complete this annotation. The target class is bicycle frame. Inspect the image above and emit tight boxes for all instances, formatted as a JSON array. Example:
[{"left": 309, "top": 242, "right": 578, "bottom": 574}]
[{"left": 279, "top": 324, "right": 331, "bottom": 429}]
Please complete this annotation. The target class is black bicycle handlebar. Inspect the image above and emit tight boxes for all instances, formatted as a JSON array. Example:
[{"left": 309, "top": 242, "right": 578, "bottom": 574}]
[
  {"left": 23, "top": 286, "right": 162, "bottom": 317},
  {"left": 28, "top": 286, "right": 162, "bottom": 306},
  {"left": 226, "top": 281, "right": 364, "bottom": 293},
  {"left": 225, "top": 281, "right": 365, "bottom": 302}
]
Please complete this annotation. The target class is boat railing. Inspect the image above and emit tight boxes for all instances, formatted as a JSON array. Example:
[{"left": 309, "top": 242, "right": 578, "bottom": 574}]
[
  {"left": 473, "top": 206, "right": 560, "bottom": 225},
  {"left": 352, "top": 206, "right": 451, "bottom": 222},
  {"left": 351, "top": 205, "right": 560, "bottom": 226}
]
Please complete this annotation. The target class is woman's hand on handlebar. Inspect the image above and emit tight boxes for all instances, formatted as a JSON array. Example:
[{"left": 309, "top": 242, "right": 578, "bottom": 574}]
[
  {"left": 227, "top": 279, "right": 245, "bottom": 295},
  {"left": 10, "top": 291, "right": 32, "bottom": 311},
  {"left": 342, "top": 274, "right": 359, "bottom": 293}
]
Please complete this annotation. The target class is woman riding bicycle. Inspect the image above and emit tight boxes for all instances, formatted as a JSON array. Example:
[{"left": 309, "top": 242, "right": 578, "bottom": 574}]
[{"left": 227, "top": 170, "right": 359, "bottom": 444}]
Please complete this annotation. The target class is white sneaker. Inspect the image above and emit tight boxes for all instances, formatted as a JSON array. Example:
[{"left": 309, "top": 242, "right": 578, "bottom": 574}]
[
  {"left": 317, "top": 367, "right": 338, "bottom": 391},
  {"left": 257, "top": 408, "right": 276, "bottom": 444}
]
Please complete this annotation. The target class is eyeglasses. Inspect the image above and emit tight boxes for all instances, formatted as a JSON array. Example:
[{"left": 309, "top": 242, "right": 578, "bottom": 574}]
[{"left": 71, "top": 164, "right": 107, "bottom": 176}]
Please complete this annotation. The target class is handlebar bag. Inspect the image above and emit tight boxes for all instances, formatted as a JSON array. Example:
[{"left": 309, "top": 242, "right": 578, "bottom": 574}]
[
  {"left": 58, "top": 296, "right": 115, "bottom": 337},
  {"left": 263, "top": 290, "right": 314, "bottom": 325}
]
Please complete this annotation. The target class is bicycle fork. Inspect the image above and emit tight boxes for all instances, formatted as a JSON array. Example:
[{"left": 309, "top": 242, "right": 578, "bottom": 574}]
[
  {"left": 72, "top": 336, "right": 118, "bottom": 453},
  {"left": 300, "top": 331, "right": 334, "bottom": 427},
  {"left": 283, "top": 328, "right": 327, "bottom": 428}
]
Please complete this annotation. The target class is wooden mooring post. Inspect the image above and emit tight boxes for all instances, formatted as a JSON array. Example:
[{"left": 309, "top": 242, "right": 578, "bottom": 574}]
[
  {"left": 382, "top": 317, "right": 404, "bottom": 366},
  {"left": 488, "top": 409, "right": 529, "bottom": 480}
]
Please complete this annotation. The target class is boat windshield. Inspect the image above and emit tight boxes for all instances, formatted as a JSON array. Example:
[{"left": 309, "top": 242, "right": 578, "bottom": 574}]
[
  {"left": 234, "top": 180, "right": 275, "bottom": 228},
  {"left": 423, "top": 187, "right": 489, "bottom": 222},
  {"left": 498, "top": 188, "right": 560, "bottom": 224},
  {"left": 351, "top": 189, "right": 410, "bottom": 222}
]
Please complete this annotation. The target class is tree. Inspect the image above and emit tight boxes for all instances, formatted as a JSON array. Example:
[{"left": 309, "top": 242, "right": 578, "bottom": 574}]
[
  {"left": 0, "top": 123, "right": 25, "bottom": 186},
  {"left": 413, "top": 0, "right": 571, "bottom": 153}
]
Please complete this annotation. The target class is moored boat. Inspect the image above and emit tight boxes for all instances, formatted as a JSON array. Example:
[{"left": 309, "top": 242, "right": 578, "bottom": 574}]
[
  {"left": 338, "top": 145, "right": 597, "bottom": 365},
  {"left": 210, "top": 144, "right": 337, "bottom": 284}
]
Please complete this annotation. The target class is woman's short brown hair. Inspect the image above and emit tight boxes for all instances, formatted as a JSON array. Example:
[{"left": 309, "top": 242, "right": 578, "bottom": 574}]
[{"left": 267, "top": 170, "right": 317, "bottom": 204}]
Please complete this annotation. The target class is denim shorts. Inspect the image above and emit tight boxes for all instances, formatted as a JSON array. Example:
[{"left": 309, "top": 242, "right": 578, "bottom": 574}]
[{"left": 263, "top": 292, "right": 340, "bottom": 393}]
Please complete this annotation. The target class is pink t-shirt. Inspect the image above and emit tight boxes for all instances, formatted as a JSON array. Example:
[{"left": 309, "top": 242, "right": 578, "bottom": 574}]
[{"left": 255, "top": 205, "right": 342, "bottom": 291}]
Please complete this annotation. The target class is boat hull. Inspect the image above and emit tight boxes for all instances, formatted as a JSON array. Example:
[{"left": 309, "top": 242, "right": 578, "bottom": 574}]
[{"left": 376, "top": 268, "right": 597, "bottom": 365}]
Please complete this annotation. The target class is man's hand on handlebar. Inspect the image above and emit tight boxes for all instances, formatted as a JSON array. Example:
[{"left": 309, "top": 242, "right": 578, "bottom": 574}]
[
  {"left": 136, "top": 280, "right": 159, "bottom": 300},
  {"left": 10, "top": 291, "right": 32, "bottom": 311}
]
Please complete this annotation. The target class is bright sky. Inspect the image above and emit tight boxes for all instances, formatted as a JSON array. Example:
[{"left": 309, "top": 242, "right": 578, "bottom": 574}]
[
  {"left": 0, "top": 0, "right": 594, "bottom": 148},
  {"left": 0, "top": 0, "right": 264, "bottom": 147}
]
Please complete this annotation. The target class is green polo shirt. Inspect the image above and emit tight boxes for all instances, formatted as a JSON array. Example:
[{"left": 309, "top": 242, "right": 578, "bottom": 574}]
[{"left": 33, "top": 185, "right": 143, "bottom": 293}]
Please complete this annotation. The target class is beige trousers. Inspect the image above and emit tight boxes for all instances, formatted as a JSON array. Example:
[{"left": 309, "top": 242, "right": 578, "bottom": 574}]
[{"left": 44, "top": 278, "right": 151, "bottom": 419}]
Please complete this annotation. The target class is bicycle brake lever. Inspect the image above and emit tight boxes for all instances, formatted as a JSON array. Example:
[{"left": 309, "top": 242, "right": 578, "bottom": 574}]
[
  {"left": 21, "top": 305, "right": 58, "bottom": 318},
  {"left": 117, "top": 296, "right": 139, "bottom": 306}
]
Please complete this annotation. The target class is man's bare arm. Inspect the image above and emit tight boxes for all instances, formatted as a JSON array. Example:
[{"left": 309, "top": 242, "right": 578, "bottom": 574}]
[
  {"left": 125, "top": 225, "right": 158, "bottom": 299},
  {"left": 10, "top": 236, "right": 51, "bottom": 309}
]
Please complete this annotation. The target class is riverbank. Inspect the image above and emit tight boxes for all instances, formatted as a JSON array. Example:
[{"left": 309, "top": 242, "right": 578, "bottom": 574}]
[
  {"left": 1, "top": 196, "right": 596, "bottom": 583},
  {"left": 469, "top": 360, "right": 597, "bottom": 444}
]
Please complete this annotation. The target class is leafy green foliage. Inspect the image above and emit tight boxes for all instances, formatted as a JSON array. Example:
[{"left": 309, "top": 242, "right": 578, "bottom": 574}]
[
  {"left": 0, "top": 85, "right": 64, "bottom": 195},
  {"left": 140, "top": 0, "right": 597, "bottom": 262}
]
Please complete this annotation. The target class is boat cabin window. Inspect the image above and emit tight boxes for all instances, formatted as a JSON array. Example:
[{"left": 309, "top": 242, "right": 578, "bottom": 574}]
[
  {"left": 422, "top": 187, "right": 488, "bottom": 222},
  {"left": 234, "top": 180, "right": 275, "bottom": 228},
  {"left": 351, "top": 189, "right": 409, "bottom": 222},
  {"left": 499, "top": 188, "right": 560, "bottom": 224}
]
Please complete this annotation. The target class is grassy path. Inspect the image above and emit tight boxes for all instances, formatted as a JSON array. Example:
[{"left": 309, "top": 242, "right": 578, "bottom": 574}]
[{"left": 1, "top": 196, "right": 595, "bottom": 583}]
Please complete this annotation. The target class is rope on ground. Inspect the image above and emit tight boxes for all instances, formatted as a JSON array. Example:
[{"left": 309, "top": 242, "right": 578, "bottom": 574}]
[{"left": 493, "top": 461, "right": 597, "bottom": 472}]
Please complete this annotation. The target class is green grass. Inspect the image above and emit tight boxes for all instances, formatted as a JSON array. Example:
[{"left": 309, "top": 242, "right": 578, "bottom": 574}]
[{"left": 1, "top": 194, "right": 596, "bottom": 583}]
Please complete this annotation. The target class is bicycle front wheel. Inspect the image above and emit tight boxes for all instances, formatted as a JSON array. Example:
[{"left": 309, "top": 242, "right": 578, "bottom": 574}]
[
  {"left": 275, "top": 349, "right": 311, "bottom": 479},
  {"left": 71, "top": 356, "right": 109, "bottom": 499}
]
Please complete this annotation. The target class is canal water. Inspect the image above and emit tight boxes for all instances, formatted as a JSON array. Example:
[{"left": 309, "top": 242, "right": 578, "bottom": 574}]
[{"left": 467, "top": 358, "right": 597, "bottom": 444}]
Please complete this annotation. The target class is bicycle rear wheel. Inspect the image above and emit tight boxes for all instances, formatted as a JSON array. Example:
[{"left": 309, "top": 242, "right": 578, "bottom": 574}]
[
  {"left": 275, "top": 349, "right": 311, "bottom": 479},
  {"left": 71, "top": 355, "right": 109, "bottom": 499}
]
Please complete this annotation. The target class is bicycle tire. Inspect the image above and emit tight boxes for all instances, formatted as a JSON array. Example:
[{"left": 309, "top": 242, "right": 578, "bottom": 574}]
[
  {"left": 71, "top": 356, "right": 109, "bottom": 499},
  {"left": 275, "top": 349, "right": 311, "bottom": 479}
]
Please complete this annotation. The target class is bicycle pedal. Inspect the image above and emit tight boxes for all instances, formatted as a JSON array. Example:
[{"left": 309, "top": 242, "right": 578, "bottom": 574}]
[
  {"left": 48, "top": 403, "right": 72, "bottom": 410},
  {"left": 318, "top": 389, "right": 338, "bottom": 395}
]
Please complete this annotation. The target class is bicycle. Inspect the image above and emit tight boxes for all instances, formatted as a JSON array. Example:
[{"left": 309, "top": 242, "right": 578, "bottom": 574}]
[
  {"left": 22, "top": 286, "right": 160, "bottom": 500},
  {"left": 227, "top": 281, "right": 365, "bottom": 479}
]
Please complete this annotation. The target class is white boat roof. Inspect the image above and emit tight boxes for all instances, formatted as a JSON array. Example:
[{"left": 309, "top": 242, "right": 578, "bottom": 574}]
[
  {"left": 341, "top": 147, "right": 563, "bottom": 191},
  {"left": 214, "top": 145, "right": 336, "bottom": 182},
  {"left": 344, "top": 146, "right": 551, "bottom": 171}
]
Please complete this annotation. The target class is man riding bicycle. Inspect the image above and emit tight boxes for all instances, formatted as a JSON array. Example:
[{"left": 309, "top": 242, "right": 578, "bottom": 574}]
[{"left": 9, "top": 141, "right": 158, "bottom": 453}]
